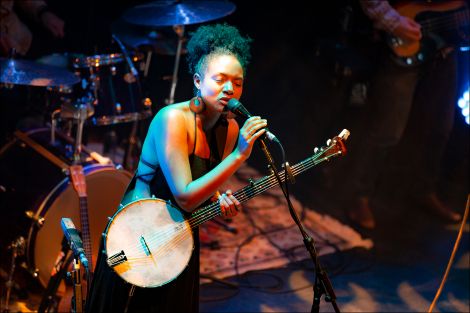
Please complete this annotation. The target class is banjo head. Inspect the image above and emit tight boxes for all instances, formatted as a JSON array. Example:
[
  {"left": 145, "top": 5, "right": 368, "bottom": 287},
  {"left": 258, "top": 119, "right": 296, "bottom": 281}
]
[{"left": 105, "top": 198, "right": 194, "bottom": 288}]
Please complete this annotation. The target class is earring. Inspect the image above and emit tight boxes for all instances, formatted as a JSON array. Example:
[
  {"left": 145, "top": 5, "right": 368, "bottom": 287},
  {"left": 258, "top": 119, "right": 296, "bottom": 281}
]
[{"left": 189, "top": 90, "right": 205, "bottom": 113}]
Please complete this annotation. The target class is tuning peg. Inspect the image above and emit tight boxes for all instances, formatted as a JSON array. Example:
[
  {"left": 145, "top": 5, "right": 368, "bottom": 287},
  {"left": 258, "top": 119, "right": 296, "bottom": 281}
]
[
  {"left": 326, "top": 139, "right": 332, "bottom": 146},
  {"left": 339, "top": 129, "right": 350, "bottom": 140},
  {"left": 314, "top": 147, "right": 319, "bottom": 153}
]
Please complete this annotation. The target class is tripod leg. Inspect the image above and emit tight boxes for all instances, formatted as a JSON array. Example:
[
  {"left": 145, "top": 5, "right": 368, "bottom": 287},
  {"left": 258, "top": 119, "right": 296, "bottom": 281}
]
[{"left": 311, "top": 274, "right": 321, "bottom": 313}]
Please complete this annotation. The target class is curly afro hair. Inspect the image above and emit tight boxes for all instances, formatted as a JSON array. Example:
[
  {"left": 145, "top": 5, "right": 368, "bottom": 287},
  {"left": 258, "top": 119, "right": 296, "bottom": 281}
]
[{"left": 186, "top": 23, "right": 252, "bottom": 77}]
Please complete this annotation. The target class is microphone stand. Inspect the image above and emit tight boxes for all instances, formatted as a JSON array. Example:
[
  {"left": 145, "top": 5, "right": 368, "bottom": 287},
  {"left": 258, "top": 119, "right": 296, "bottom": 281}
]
[
  {"left": 257, "top": 137, "right": 340, "bottom": 313},
  {"left": 70, "top": 258, "right": 84, "bottom": 313}
]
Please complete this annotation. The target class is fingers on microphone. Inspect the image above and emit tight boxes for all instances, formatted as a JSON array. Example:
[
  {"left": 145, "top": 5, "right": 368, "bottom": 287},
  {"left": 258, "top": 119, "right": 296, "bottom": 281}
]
[
  {"left": 246, "top": 120, "right": 267, "bottom": 137},
  {"left": 250, "top": 128, "right": 266, "bottom": 142}
]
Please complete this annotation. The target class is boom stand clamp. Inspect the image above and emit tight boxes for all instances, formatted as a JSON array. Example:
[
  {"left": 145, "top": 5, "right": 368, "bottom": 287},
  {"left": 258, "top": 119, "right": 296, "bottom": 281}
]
[
  {"left": 257, "top": 138, "right": 340, "bottom": 313},
  {"left": 69, "top": 258, "right": 84, "bottom": 313}
]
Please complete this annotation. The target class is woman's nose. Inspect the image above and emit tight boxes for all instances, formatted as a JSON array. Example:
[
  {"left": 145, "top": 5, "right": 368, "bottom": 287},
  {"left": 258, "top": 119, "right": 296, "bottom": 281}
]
[{"left": 223, "top": 81, "right": 234, "bottom": 94}]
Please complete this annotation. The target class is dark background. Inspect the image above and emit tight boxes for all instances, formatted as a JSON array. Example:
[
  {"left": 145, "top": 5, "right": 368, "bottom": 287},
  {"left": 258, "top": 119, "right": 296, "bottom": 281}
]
[{"left": 20, "top": 0, "right": 470, "bottom": 220}]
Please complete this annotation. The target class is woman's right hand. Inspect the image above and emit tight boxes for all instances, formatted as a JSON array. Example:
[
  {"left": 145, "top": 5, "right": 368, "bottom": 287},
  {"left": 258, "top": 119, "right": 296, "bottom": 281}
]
[{"left": 235, "top": 116, "right": 267, "bottom": 159}]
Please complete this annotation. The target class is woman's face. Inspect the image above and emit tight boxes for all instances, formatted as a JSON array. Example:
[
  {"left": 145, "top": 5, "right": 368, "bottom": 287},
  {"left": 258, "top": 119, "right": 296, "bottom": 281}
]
[{"left": 196, "top": 54, "right": 244, "bottom": 114}]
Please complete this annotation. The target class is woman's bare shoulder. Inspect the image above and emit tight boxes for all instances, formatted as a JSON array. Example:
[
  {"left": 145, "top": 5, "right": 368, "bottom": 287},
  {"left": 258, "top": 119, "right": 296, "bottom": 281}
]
[{"left": 150, "top": 102, "right": 191, "bottom": 128}]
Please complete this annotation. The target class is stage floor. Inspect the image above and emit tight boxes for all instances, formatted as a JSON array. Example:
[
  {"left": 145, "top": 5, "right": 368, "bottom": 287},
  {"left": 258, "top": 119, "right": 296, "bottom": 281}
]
[{"left": 198, "top": 161, "right": 469, "bottom": 312}]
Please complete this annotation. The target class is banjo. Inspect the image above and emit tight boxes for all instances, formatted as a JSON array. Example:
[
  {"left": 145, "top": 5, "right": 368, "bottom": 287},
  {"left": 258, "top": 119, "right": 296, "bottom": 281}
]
[{"left": 104, "top": 129, "right": 349, "bottom": 288}]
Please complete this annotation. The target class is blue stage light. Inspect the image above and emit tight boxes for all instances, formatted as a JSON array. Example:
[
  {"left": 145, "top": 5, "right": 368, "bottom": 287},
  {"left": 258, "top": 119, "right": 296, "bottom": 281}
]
[{"left": 458, "top": 90, "right": 469, "bottom": 125}]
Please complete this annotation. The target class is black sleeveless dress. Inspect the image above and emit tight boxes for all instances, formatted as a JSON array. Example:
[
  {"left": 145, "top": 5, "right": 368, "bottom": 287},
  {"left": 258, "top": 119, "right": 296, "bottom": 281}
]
[{"left": 86, "top": 114, "right": 227, "bottom": 313}]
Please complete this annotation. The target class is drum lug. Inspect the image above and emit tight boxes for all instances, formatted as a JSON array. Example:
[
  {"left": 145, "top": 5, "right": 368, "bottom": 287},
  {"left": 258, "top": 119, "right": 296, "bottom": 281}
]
[
  {"left": 25, "top": 211, "right": 45, "bottom": 227},
  {"left": 19, "top": 262, "right": 39, "bottom": 278},
  {"left": 32, "top": 268, "right": 39, "bottom": 278}
]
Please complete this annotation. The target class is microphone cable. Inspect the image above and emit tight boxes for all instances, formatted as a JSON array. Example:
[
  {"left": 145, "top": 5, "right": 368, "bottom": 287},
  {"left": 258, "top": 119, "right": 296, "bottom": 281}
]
[{"left": 428, "top": 194, "right": 469, "bottom": 313}]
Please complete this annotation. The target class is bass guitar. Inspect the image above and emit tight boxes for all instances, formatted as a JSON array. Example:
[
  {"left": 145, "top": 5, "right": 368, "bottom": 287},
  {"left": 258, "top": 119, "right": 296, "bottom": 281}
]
[
  {"left": 69, "top": 164, "right": 94, "bottom": 273},
  {"left": 104, "top": 130, "right": 349, "bottom": 288},
  {"left": 387, "top": 0, "right": 469, "bottom": 66}
]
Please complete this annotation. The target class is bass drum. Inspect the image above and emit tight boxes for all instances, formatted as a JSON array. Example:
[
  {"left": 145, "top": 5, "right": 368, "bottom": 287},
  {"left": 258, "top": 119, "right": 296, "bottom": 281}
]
[{"left": 0, "top": 127, "right": 133, "bottom": 287}]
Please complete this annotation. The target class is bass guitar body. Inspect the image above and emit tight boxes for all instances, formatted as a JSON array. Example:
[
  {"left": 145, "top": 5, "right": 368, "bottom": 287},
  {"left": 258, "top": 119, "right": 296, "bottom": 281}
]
[
  {"left": 105, "top": 198, "right": 194, "bottom": 288},
  {"left": 388, "top": 0, "right": 469, "bottom": 66}
]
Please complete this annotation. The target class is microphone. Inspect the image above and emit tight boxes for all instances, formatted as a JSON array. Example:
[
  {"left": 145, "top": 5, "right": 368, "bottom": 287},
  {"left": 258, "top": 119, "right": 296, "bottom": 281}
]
[
  {"left": 226, "top": 99, "right": 279, "bottom": 142},
  {"left": 60, "top": 218, "right": 89, "bottom": 269}
]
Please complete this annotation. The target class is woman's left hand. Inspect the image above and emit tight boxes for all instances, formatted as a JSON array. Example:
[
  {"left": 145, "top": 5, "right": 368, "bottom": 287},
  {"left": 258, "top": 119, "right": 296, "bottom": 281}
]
[{"left": 218, "top": 189, "right": 241, "bottom": 218}]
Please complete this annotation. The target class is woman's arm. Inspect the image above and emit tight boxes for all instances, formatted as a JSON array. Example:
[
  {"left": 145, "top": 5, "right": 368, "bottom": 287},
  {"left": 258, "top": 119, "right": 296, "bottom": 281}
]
[{"left": 153, "top": 108, "right": 266, "bottom": 212}]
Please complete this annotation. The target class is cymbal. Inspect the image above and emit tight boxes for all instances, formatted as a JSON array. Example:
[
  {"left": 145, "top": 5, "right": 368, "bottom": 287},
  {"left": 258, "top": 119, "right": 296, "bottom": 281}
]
[
  {"left": 0, "top": 57, "right": 80, "bottom": 87},
  {"left": 122, "top": 0, "right": 236, "bottom": 27},
  {"left": 111, "top": 18, "right": 187, "bottom": 55}
]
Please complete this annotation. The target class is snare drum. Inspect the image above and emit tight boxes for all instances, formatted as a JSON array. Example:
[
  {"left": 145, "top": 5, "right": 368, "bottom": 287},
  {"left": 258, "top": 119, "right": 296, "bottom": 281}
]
[{"left": 0, "top": 127, "right": 133, "bottom": 287}]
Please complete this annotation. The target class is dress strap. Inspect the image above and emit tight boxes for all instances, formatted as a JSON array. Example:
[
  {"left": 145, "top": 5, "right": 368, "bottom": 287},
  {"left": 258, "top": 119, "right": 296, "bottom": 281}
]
[
  {"left": 140, "top": 157, "right": 158, "bottom": 170},
  {"left": 136, "top": 157, "right": 158, "bottom": 184}
]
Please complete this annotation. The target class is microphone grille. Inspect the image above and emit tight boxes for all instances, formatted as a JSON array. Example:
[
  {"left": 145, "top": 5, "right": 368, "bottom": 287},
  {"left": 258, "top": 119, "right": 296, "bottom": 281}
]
[
  {"left": 227, "top": 98, "right": 241, "bottom": 111},
  {"left": 227, "top": 99, "right": 251, "bottom": 118}
]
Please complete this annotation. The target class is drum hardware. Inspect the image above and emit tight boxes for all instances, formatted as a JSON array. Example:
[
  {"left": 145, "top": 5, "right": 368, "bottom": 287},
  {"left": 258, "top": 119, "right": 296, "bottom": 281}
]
[
  {"left": 143, "top": 50, "right": 152, "bottom": 78},
  {"left": 14, "top": 130, "right": 69, "bottom": 170},
  {"left": 71, "top": 51, "right": 151, "bottom": 126},
  {"left": 25, "top": 211, "right": 45, "bottom": 227},
  {"left": 2, "top": 236, "right": 25, "bottom": 313},
  {"left": 50, "top": 96, "right": 95, "bottom": 165},
  {"left": 49, "top": 125, "right": 113, "bottom": 166},
  {"left": 122, "top": 119, "right": 140, "bottom": 171},
  {"left": 111, "top": 34, "right": 140, "bottom": 83},
  {"left": 0, "top": 127, "right": 133, "bottom": 289},
  {"left": 58, "top": 101, "right": 95, "bottom": 120},
  {"left": 166, "top": 24, "right": 185, "bottom": 105},
  {"left": 50, "top": 109, "right": 61, "bottom": 146},
  {"left": 68, "top": 102, "right": 90, "bottom": 164},
  {"left": 121, "top": 0, "right": 236, "bottom": 105}
]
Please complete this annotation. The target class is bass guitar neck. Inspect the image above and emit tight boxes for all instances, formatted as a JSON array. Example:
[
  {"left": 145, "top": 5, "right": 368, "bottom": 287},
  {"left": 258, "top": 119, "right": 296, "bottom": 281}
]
[{"left": 69, "top": 165, "right": 93, "bottom": 273}]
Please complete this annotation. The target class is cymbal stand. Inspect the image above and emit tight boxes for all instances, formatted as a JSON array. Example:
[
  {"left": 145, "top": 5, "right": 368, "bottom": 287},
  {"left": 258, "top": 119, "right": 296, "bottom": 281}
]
[
  {"left": 166, "top": 25, "right": 185, "bottom": 105},
  {"left": 2, "top": 237, "right": 25, "bottom": 313},
  {"left": 73, "top": 104, "right": 89, "bottom": 164},
  {"left": 50, "top": 109, "right": 61, "bottom": 146},
  {"left": 123, "top": 118, "right": 141, "bottom": 171},
  {"left": 143, "top": 50, "right": 153, "bottom": 78}
]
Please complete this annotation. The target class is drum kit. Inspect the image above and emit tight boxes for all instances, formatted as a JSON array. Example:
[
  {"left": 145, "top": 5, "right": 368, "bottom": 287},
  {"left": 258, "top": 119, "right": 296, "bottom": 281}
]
[{"left": 0, "top": 1, "right": 236, "bottom": 312}]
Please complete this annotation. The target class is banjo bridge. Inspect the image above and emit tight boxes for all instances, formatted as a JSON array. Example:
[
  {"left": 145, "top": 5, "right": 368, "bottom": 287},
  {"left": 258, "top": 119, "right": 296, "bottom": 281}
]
[{"left": 140, "top": 235, "right": 151, "bottom": 256}]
